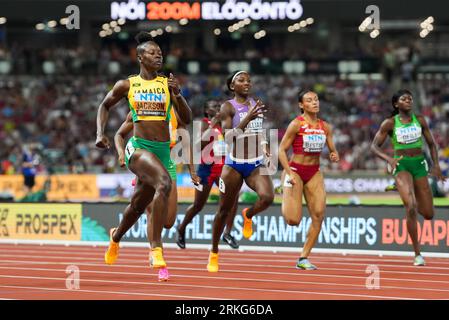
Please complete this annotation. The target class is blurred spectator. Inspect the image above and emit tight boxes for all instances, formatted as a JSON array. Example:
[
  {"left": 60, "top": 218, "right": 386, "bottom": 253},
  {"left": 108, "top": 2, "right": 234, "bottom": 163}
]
[
  {"left": 21, "top": 144, "right": 39, "bottom": 193},
  {"left": 0, "top": 60, "right": 448, "bottom": 175}
]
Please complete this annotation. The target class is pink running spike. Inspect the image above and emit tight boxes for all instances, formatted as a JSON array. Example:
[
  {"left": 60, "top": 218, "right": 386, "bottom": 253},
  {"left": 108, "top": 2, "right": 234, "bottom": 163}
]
[{"left": 158, "top": 267, "right": 170, "bottom": 282}]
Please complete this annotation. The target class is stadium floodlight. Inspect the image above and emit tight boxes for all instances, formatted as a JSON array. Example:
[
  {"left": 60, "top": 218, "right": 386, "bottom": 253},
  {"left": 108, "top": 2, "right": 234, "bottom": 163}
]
[
  {"left": 0, "top": 17, "right": 7, "bottom": 24},
  {"left": 358, "top": 16, "right": 373, "bottom": 32},
  {"left": 110, "top": 21, "right": 118, "bottom": 28},
  {"left": 420, "top": 16, "right": 434, "bottom": 36},
  {"left": 179, "top": 18, "right": 188, "bottom": 25},
  {"left": 420, "top": 29, "right": 429, "bottom": 38},
  {"left": 106, "top": 29, "right": 113, "bottom": 36},
  {"left": 60, "top": 18, "right": 68, "bottom": 25},
  {"left": 213, "top": 28, "right": 221, "bottom": 36},
  {"left": 35, "top": 23, "right": 45, "bottom": 30},
  {"left": 150, "top": 30, "right": 158, "bottom": 37},
  {"left": 156, "top": 28, "right": 163, "bottom": 35},
  {"left": 114, "top": 26, "right": 121, "bottom": 33},
  {"left": 228, "top": 26, "right": 235, "bottom": 33},
  {"left": 165, "top": 26, "right": 173, "bottom": 33},
  {"left": 294, "top": 23, "right": 301, "bottom": 30},
  {"left": 99, "top": 31, "right": 107, "bottom": 37},
  {"left": 360, "top": 17, "right": 372, "bottom": 28},
  {"left": 102, "top": 23, "right": 110, "bottom": 30},
  {"left": 47, "top": 20, "right": 57, "bottom": 28},
  {"left": 287, "top": 26, "right": 295, "bottom": 32},
  {"left": 243, "top": 18, "right": 251, "bottom": 25},
  {"left": 369, "top": 29, "right": 380, "bottom": 38},
  {"left": 254, "top": 30, "right": 266, "bottom": 39},
  {"left": 306, "top": 17, "right": 314, "bottom": 25},
  {"left": 237, "top": 21, "right": 245, "bottom": 28},
  {"left": 118, "top": 18, "right": 126, "bottom": 25}
]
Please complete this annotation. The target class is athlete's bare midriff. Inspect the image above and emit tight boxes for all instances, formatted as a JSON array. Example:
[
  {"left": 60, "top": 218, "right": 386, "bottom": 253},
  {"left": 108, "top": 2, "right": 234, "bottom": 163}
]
[
  {"left": 394, "top": 147, "right": 423, "bottom": 157},
  {"left": 290, "top": 154, "right": 321, "bottom": 166},
  {"left": 134, "top": 120, "right": 170, "bottom": 142}
]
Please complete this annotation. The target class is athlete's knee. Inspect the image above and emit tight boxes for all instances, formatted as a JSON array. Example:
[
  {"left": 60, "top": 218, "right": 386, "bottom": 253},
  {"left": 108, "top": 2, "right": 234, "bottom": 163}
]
[
  {"left": 258, "top": 192, "right": 274, "bottom": 208},
  {"left": 216, "top": 206, "right": 230, "bottom": 220},
  {"left": 192, "top": 202, "right": 205, "bottom": 213},
  {"left": 311, "top": 213, "right": 324, "bottom": 226},
  {"left": 405, "top": 203, "right": 418, "bottom": 217},
  {"left": 285, "top": 217, "right": 300, "bottom": 226},
  {"left": 164, "top": 218, "right": 176, "bottom": 229},
  {"left": 422, "top": 210, "right": 434, "bottom": 220},
  {"left": 129, "top": 200, "right": 146, "bottom": 216},
  {"left": 156, "top": 174, "right": 172, "bottom": 197}
]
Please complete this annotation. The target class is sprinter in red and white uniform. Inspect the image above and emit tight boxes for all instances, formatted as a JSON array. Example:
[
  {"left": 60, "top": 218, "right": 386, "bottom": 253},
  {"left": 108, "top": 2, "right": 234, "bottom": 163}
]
[{"left": 278, "top": 90, "right": 339, "bottom": 270}]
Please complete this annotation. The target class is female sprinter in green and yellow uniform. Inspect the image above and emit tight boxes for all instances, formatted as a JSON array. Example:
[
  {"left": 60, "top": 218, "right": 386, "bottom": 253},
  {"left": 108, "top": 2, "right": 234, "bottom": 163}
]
[
  {"left": 114, "top": 108, "right": 199, "bottom": 281},
  {"left": 96, "top": 32, "right": 192, "bottom": 271}
]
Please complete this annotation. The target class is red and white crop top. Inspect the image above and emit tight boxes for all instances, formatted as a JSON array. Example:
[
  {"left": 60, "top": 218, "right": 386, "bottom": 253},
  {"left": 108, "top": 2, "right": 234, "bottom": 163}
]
[{"left": 292, "top": 116, "right": 327, "bottom": 156}]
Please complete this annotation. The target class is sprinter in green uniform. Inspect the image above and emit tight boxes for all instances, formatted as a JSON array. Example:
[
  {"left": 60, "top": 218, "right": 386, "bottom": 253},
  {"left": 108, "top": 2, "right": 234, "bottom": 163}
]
[{"left": 371, "top": 89, "right": 446, "bottom": 266}]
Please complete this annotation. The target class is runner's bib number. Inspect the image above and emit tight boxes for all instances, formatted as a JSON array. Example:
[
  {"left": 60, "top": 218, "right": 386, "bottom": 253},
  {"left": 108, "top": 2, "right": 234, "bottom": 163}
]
[
  {"left": 303, "top": 134, "right": 326, "bottom": 153},
  {"left": 395, "top": 125, "right": 421, "bottom": 144}
]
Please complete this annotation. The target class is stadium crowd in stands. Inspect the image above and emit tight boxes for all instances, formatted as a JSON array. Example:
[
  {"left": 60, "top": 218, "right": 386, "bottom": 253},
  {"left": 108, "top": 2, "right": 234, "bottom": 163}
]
[{"left": 1, "top": 43, "right": 448, "bottom": 176}]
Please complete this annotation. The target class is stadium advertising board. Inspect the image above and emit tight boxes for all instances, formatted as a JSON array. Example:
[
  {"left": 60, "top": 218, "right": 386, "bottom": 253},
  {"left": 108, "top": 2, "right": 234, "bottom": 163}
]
[
  {"left": 0, "top": 175, "right": 99, "bottom": 201},
  {"left": 82, "top": 203, "right": 449, "bottom": 253},
  {"left": 111, "top": 0, "right": 304, "bottom": 21},
  {"left": 0, "top": 203, "right": 82, "bottom": 241},
  {"left": 97, "top": 173, "right": 449, "bottom": 195}
]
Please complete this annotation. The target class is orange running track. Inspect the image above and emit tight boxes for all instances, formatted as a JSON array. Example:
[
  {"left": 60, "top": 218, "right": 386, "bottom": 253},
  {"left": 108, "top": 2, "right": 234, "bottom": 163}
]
[{"left": 0, "top": 243, "right": 448, "bottom": 300}]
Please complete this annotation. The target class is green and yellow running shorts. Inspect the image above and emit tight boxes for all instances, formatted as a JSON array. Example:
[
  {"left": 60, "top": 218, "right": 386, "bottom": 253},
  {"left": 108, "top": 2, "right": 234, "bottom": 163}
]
[
  {"left": 125, "top": 136, "right": 177, "bottom": 181},
  {"left": 392, "top": 155, "right": 428, "bottom": 179}
]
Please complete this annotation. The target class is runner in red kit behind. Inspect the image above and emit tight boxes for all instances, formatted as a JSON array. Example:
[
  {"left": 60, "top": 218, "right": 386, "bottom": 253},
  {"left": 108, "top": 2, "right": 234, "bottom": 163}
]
[{"left": 176, "top": 100, "right": 239, "bottom": 250}]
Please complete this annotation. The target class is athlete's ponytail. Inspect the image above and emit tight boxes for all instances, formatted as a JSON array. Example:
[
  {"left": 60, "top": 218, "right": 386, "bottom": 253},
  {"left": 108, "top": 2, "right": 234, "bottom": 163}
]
[{"left": 391, "top": 89, "right": 412, "bottom": 116}]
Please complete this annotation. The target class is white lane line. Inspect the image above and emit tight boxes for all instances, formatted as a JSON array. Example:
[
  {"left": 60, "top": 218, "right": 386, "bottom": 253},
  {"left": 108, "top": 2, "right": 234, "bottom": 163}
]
[
  {"left": 2, "top": 248, "right": 449, "bottom": 266},
  {"left": 1, "top": 265, "right": 449, "bottom": 295},
  {"left": 1, "top": 254, "right": 449, "bottom": 276},
  {"left": 1, "top": 242, "right": 448, "bottom": 258},
  {"left": 0, "top": 283, "right": 227, "bottom": 300},
  {"left": 0, "top": 275, "right": 420, "bottom": 300},
  {"left": 0, "top": 259, "right": 448, "bottom": 285}
]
